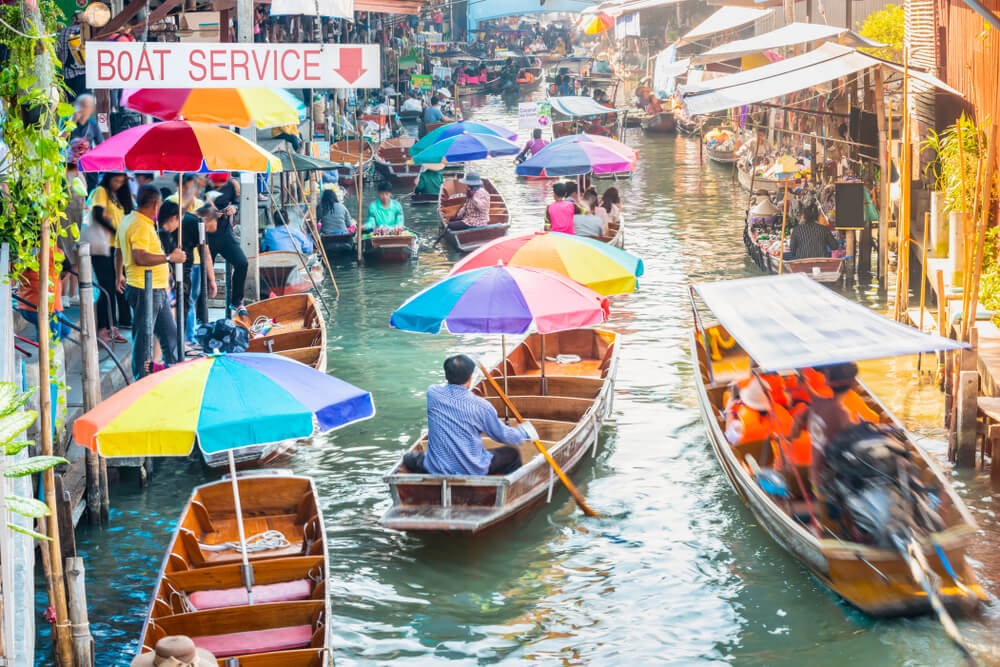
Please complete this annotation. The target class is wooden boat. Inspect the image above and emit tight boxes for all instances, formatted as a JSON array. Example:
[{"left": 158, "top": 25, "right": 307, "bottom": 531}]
[
  {"left": 675, "top": 112, "right": 700, "bottom": 137},
  {"left": 690, "top": 293, "right": 985, "bottom": 616},
  {"left": 640, "top": 111, "right": 675, "bottom": 133},
  {"left": 421, "top": 121, "right": 450, "bottom": 138},
  {"left": 737, "top": 160, "right": 796, "bottom": 194},
  {"left": 438, "top": 177, "right": 510, "bottom": 253},
  {"left": 257, "top": 251, "right": 324, "bottom": 297},
  {"left": 380, "top": 328, "right": 619, "bottom": 533},
  {"left": 319, "top": 232, "right": 356, "bottom": 257},
  {"left": 743, "top": 221, "right": 845, "bottom": 284},
  {"left": 706, "top": 144, "right": 738, "bottom": 164},
  {"left": 374, "top": 137, "right": 421, "bottom": 187},
  {"left": 329, "top": 140, "right": 374, "bottom": 187},
  {"left": 240, "top": 293, "right": 326, "bottom": 370},
  {"left": 137, "top": 470, "right": 331, "bottom": 663},
  {"left": 590, "top": 217, "right": 624, "bottom": 249},
  {"left": 362, "top": 233, "right": 417, "bottom": 263}
]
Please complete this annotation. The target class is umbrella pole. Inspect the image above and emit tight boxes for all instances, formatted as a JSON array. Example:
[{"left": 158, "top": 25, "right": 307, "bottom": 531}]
[
  {"left": 176, "top": 172, "right": 186, "bottom": 363},
  {"left": 228, "top": 449, "right": 255, "bottom": 605},
  {"left": 777, "top": 178, "right": 790, "bottom": 274},
  {"left": 540, "top": 334, "right": 547, "bottom": 396},
  {"left": 502, "top": 335, "right": 509, "bottom": 420}
]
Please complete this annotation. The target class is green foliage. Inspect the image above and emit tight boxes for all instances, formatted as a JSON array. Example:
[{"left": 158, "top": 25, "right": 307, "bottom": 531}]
[
  {"left": 921, "top": 114, "right": 991, "bottom": 214},
  {"left": 0, "top": 383, "right": 65, "bottom": 541},
  {"left": 0, "top": 0, "right": 71, "bottom": 278},
  {"left": 858, "top": 5, "right": 905, "bottom": 62}
]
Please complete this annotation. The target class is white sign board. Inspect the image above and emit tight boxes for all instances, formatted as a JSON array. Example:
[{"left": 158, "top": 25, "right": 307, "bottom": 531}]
[
  {"left": 518, "top": 101, "right": 552, "bottom": 130},
  {"left": 86, "top": 42, "right": 381, "bottom": 89}
]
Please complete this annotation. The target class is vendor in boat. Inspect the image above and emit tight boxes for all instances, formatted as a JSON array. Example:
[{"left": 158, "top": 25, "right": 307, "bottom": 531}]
[
  {"left": 365, "top": 182, "right": 406, "bottom": 235},
  {"left": 261, "top": 210, "right": 314, "bottom": 254},
  {"left": 644, "top": 93, "right": 663, "bottom": 116},
  {"left": 402, "top": 354, "right": 538, "bottom": 476},
  {"left": 414, "top": 162, "right": 445, "bottom": 197},
  {"left": 319, "top": 188, "right": 355, "bottom": 234},
  {"left": 788, "top": 199, "right": 837, "bottom": 260},
  {"left": 445, "top": 172, "right": 491, "bottom": 231},
  {"left": 515, "top": 129, "right": 549, "bottom": 164}
]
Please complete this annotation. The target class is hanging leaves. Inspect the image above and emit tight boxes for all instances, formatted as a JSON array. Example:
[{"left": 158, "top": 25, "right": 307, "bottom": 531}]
[
  {"left": 4, "top": 455, "right": 67, "bottom": 477},
  {"left": 4, "top": 495, "right": 51, "bottom": 518}
]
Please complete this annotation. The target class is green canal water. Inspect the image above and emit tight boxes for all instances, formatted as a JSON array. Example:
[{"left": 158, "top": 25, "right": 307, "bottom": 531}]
[{"left": 45, "top": 95, "right": 1000, "bottom": 665}]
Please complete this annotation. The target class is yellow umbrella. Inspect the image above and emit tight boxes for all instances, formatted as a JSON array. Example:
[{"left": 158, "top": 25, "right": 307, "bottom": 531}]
[{"left": 583, "top": 13, "right": 614, "bottom": 35}]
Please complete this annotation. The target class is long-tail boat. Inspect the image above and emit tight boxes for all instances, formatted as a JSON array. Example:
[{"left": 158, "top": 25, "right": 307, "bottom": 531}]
[
  {"left": 137, "top": 471, "right": 331, "bottom": 664},
  {"left": 438, "top": 177, "right": 510, "bottom": 253},
  {"left": 374, "top": 137, "right": 421, "bottom": 187},
  {"left": 257, "top": 251, "right": 324, "bottom": 297},
  {"left": 689, "top": 275, "right": 985, "bottom": 618},
  {"left": 239, "top": 293, "right": 326, "bottom": 371},
  {"left": 380, "top": 328, "right": 619, "bottom": 533},
  {"left": 743, "top": 212, "right": 845, "bottom": 284}
]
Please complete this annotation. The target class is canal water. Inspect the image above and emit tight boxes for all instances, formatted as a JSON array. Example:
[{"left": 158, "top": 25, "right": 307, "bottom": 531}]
[{"left": 49, "top": 94, "right": 1000, "bottom": 665}]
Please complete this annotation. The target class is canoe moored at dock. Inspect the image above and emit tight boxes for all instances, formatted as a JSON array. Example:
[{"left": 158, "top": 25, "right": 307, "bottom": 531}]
[
  {"left": 640, "top": 111, "right": 676, "bottom": 133},
  {"left": 138, "top": 471, "right": 331, "bottom": 664},
  {"left": 239, "top": 293, "right": 327, "bottom": 371},
  {"left": 379, "top": 328, "right": 619, "bottom": 533},
  {"left": 374, "top": 137, "right": 421, "bottom": 187},
  {"left": 689, "top": 275, "right": 984, "bottom": 618},
  {"left": 438, "top": 177, "right": 510, "bottom": 253}
]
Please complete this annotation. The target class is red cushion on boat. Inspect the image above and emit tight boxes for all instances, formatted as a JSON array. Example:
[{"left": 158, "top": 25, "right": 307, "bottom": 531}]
[
  {"left": 193, "top": 625, "right": 313, "bottom": 657},
  {"left": 188, "top": 580, "right": 312, "bottom": 610}
]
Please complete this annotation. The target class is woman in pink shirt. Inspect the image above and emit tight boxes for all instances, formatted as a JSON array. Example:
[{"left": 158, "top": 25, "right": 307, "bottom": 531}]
[{"left": 544, "top": 182, "right": 576, "bottom": 234}]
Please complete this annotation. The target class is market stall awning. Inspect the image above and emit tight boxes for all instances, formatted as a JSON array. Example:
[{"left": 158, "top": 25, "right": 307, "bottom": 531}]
[
  {"left": 678, "top": 6, "right": 774, "bottom": 46},
  {"left": 690, "top": 22, "right": 881, "bottom": 66},
  {"left": 586, "top": 0, "right": 684, "bottom": 16},
  {"left": 469, "top": 0, "right": 594, "bottom": 28},
  {"left": 694, "top": 274, "right": 966, "bottom": 371},
  {"left": 549, "top": 96, "right": 620, "bottom": 117},
  {"left": 680, "top": 42, "right": 962, "bottom": 116}
]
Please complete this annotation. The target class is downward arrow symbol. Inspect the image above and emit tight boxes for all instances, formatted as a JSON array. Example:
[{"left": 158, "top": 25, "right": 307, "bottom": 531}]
[{"left": 335, "top": 47, "right": 367, "bottom": 85}]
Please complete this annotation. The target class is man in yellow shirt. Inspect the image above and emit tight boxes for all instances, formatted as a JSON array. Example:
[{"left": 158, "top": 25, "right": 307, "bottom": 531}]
[{"left": 116, "top": 186, "right": 186, "bottom": 378}]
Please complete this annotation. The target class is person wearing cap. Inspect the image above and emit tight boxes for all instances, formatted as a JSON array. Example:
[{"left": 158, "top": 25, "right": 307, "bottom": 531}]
[
  {"left": 401, "top": 354, "right": 537, "bottom": 476},
  {"left": 131, "top": 635, "right": 216, "bottom": 667},
  {"left": 365, "top": 183, "right": 406, "bottom": 235},
  {"left": 262, "top": 210, "right": 313, "bottom": 253},
  {"left": 445, "top": 172, "right": 491, "bottom": 230}
]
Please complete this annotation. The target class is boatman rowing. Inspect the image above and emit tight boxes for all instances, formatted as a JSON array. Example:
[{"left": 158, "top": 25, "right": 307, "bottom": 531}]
[{"left": 403, "top": 355, "right": 539, "bottom": 476}]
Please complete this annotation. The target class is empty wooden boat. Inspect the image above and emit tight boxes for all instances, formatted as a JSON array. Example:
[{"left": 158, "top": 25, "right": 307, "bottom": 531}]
[
  {"left": 362, "top": 234, "right": 418, "bottom": 263},
  {"left": 375, "top": 137, "right": 421, "bottom": 187},
  {"left": 690, "top": 275, "right": 985, "bottom": 617},
  {"left": 329, "top": 140, "right": 374, "bottom": 187},
  {"left": 137, "top": 471, "right": 331, "bottom": 664},
  {"left": 257, "top": 251, "right": 323, "bottom": 297},
  {"left": 239, "top": 293, "right": 326, "bottom": 371},
  {"left": 380, "top": 328, "right": 619, "bottom": 533},
  {"left": 438, "top": 177, "right": 510, "bottom": 253}
]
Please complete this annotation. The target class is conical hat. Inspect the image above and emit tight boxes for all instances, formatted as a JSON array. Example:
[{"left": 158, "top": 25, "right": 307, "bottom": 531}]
[{"left": 750, "top": 198, "right": 779, "bottom": 216}]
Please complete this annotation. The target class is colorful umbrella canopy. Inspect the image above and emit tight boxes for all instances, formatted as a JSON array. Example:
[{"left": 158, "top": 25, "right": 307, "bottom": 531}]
[
  {"left": 516, "top": 136, "right": 637, "bottom": 177},
  {"left": 411, "top": 131, "right": 520, "bottom": 165},
  {"left": 73, "top": 353, "right": 374, "bottom": 457},
  {"left": 78, "top": 121, "right": 282, "bottom": 173},
  {"left": 390, "top": 264, "right": 610, "bottom": 335},
  {"left": 451, "top": 232, "right": 644, "bottom": 296},
  {"left": 409, "top": 121, "right": 517, "bottom": 157},
  {"left": 121, "top": 88, "right": 306, "bottom": 129},
  {"left": 583, "top": 13, "right": 614, "bottom": 35}
]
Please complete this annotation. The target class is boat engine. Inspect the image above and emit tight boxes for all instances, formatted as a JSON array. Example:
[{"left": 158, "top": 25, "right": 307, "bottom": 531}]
[{"left": 820, "top": 422, "right": 946, "bottom": 549}]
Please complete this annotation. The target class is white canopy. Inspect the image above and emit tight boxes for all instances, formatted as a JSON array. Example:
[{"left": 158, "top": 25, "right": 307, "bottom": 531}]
[
  {"left": 690, "top": 23, "right": 882, "bottom": 66},
  {"left": 694, "top": 274, "right": 966, "bottom": 371},
  {"left": 549, "top": 96, "right": 619, "bottom": 117},
  {"left": 585, "top": 0, "right": 683, "bottom": 15},
  {"left": 680, "top": 42, "right": 962, "bottom": 117},
  {"left": 679, "top": 6, "right": 774, "bottom": 46},
  {"left": 653, "top": 47, "right": 690, "bottom": 94}
]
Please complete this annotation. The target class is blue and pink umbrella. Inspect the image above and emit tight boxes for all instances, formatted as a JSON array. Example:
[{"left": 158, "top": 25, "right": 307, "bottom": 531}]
[
  {"left": 411, "top": 131, "right": 521, "bottom": 165},
  {"left": 390, "top": 264, "right": 609, "bottom": 335},
  {"left": 515, "top": 135, "right": 637, "bottom": 177},
  {"left": 410, "top": 120, "right": 518, "bottom": 156}
]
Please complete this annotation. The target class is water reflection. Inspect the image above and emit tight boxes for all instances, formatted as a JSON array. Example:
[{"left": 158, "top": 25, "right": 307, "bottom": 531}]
[{"left": 53, "top": 93, "right": 1000, "bottom": 665}]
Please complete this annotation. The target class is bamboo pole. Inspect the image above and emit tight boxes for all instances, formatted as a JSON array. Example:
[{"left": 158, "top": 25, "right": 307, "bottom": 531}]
[
  {"left": 778, "top": 178, "right": 791, "bottom": 274},
  {"left": 874, "top": 67, "right": 889, "bottom": 295},
  {"left": 38, "top": 197, "right": 75, "bottom": 666},
  {"left": 291, "top": 168, "right": 339, "bottom": 297},
  {"left": 956, "top": 122, "right": 971, "bottom": 335},
  {"left": 64, "top": 557, "right": 94, "bottom": 665},
  {"left": 917, "top": 212, "right": 930, "bottom": 375},
  {"left": 897, "top": 50, "right": 912, "bottom": 322},
  {"left": 963, "top": 124, "right": 997, "bottom": 343},
  {"left": 77, "top": 246, "right": 107, "bottom": 524}
]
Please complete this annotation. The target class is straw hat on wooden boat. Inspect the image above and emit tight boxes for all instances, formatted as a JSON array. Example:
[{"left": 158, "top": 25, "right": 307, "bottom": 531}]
[
  {"left": 750, "top": 198, "right": 779, "bottom": 216},
  {"left": 130, "top": 636, "right": 216, "bottom": 666}
]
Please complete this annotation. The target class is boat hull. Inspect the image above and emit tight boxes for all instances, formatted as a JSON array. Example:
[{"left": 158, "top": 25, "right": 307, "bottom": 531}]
[
  {"left": 737, "top": 162, "right": 795, "bottom": 194},
  {"left": 743, "top": 222, "right": 845, "bottom": 284},
  {"left": 690, "top": 329, "right": 984, "bottom": 616},
  {"left": 439, "top": 177, "right": 510, "bottom": 253},
  {"left": 320, "top": 232, "right": 356, "bottom": 257},
  {"left": 363, "top": 235, "right": 417, "bottom": 263},
  {"left": 641, "top": 111, "right": 676, "bottom": 133}
]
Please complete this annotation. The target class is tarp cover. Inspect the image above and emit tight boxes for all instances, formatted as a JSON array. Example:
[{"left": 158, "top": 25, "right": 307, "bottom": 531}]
[
  {"left": 588, "top": 0, "right": 684, "bottom": 16},
  {"left": 653, "top": 45, "right": 690, "bottom": 95},
  {"left": 680, "top": 42, "right": 961, "bottom": 116},
  {"left": 690, "top": 23, "right": 881, "bottom": 66},
  {"left": 694, "top": 274, "right": 966, "bottom": 371},
  {"left": 549, "top": 96, "right": 619, "bottom": 117},
  {"left": 679, "top": 6, "right": 773, "bottom": 45}
]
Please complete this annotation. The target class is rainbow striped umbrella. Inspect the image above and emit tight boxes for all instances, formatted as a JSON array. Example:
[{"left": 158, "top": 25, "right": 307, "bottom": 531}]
[
  {"left": 122, "top": 88, "right": 306, "bottom": 129},
  {"left": 74, "top": 353, "right": 374, "bottom": 457}
]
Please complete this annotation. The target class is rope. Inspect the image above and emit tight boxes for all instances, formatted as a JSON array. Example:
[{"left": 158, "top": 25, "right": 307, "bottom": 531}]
[
  {"left": 250, "top": 315, "right": 284, "bottom": 336},
  {"left": 199, "top": 530, "right": 290, "bottom": 553},
  {"left": 545, "top": 354, "right": 582, "bottom": 364}
]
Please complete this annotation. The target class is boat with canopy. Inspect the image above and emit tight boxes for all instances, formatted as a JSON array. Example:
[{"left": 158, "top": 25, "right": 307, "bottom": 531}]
[
  {"left": 548, "top": 96, "right": 623, "bottom": 139},
  {"left": 690, "top": 274, "right": 983, "bottom": 651}
]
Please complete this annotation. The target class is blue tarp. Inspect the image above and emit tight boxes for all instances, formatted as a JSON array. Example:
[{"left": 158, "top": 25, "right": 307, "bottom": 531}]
[{"left": 468, "top": 0, "right": 598, "bottom": 29}]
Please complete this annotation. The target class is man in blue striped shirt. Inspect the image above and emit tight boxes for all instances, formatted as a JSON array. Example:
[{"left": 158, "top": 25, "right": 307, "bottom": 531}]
[{"left": 403, "top": 355, "right": 537, "bottom": 476}]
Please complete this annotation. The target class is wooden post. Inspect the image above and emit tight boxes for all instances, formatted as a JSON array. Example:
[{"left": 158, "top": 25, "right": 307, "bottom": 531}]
[
  {"left": 937, "top": 268, "right": 948, "bottom": 387},
  {"left": 963, "top": 124, "right": 997, "bottom": 343},
  {"left": 38, "top": 196, "right": 75, "bottom": 666},
  {"left": 64, "top": 557, "right": 94, "bottom": 666},
  {"left": 238, "top": 0, "right": 259, "bottom": 303},
  {"left": 77, "top": 245, "right": 108, "bottom": 524},
  {"left": 874, "top": 67, "right": 889, "bottom": 296}
]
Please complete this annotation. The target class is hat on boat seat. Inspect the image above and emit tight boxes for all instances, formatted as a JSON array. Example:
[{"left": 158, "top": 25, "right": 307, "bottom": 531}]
[{"left": 130, "top": 636, "right": 216, "bottom": 667}]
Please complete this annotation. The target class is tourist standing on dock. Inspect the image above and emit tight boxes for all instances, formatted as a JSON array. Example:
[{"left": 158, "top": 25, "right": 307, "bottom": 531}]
[
  {"left": 118, "top": 186, "right": 185, "bottom": 378},
  {"left": 203, "top": 173, "right": 247, "bottom": 312},
  {"left": 87, "top": 171, "right": 133, "bottom": 344}
]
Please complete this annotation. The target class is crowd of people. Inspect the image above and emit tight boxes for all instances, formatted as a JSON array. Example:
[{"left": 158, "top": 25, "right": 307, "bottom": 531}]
[{"left": 544, "top": 182, "right": 621, "bottom": 239}]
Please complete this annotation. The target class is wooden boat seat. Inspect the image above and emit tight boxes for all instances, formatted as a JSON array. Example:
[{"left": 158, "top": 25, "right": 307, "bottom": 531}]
[
  {"left": 181, "top": 513, "right": 311, "bottom": 567},
  {"left": 477, "top": 375, "right": 602, "bottom": 399},
  {"left": 197, "top": 624, "right": 313, "bottom": 656},
  {"left": 483, "top": 395, "right": 592, "bottom": 423},
  {"left": 189, "top": 580, "right": 312, "bottom": 611},
  {"left": 519, "top": 359, "right": 604, "bottom": 378}
]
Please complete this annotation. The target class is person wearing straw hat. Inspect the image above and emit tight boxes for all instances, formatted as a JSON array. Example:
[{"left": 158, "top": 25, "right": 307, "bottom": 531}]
[
  {"left": 130, "top": 636, "right": 216, "bottom": 666},
  {"left": 445, "top": 172, "right": 491, "bottom": 231}
]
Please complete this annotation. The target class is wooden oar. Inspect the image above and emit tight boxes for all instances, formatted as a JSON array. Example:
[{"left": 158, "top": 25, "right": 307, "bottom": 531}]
[{"left": 477, "top": 362, "right": 600, "bottom": 518}]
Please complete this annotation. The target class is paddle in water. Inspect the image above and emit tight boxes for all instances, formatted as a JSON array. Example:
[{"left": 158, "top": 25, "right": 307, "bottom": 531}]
[{"left": 477, "top": 362, "right": 601, "bottom": 518}]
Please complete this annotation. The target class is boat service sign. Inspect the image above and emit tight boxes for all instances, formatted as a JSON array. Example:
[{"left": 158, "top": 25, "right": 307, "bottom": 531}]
[{"left": 86, "top": 42, "right": 381, "bottom": 89}]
